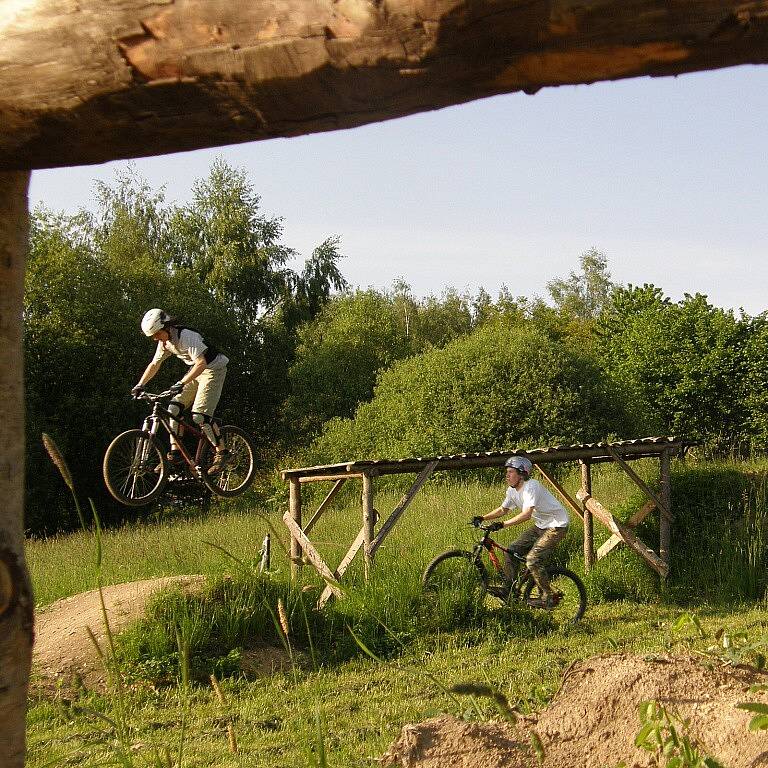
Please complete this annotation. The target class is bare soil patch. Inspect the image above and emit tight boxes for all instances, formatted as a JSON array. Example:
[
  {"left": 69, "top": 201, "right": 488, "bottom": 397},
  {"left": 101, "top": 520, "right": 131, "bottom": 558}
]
[
  {"left": 32, "top": 576, "right": 204, "bottom": 692},
  {"left": 381, "top": 653, "right": 768, "bottom": 768}
]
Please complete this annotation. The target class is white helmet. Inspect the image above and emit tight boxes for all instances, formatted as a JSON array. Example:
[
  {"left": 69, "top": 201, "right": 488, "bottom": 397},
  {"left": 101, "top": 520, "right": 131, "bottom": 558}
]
[
  {"left": 504, "top": 456, "right": 533, "bottom": 476},
  {"left": 141, "top": 308, "right": 169, "bottom": 336}
]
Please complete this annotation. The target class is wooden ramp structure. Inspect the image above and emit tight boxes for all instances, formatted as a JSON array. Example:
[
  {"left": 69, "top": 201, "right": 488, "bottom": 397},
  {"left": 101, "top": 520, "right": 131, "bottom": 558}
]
[{"left": 280, "top": 437, "right": 691, "bottom": 606}]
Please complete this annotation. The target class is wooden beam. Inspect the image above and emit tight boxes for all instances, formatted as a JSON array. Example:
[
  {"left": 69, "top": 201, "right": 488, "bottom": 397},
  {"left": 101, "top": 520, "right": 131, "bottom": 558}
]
[
  {"left": 659, "top": 449, "right": 673, "bottom": 568},
  {"left": 369, "top": 461, "right": 438, "bottom": 559},
  {"left": 606, "top": 446, "right": 672, "bottom": 522},
  {"left": 288, "top": 478, "right": 302, "bottom": 578},
  {"left": 7, "top": 2, "right": 768, "bottom": 170},
  {"left": 303, "top": 479, "right": 346, "bottom": 536},
  {"left": 299, "top": 473, "right": 363, "bottom": 483},
  {"left": 597, "top": 500, "right": 656, "bottom": 559},
  {"left": 318, "top": 526, "right": 367, "bottom": 609},
  {"left": 534, "top": 464, "right": 584, "bottom": 522},
  {"left": 362, "top": 472, "right": 375, "bottom": 581},
  {"left": 581, "top": 460, "right": 594, "bottom": 571},
  {"left": 282, "top": 512, "right": 343, "bottom": 600},
  {"left": 576, "top": 490, "right": 669, "bottom": 578}
]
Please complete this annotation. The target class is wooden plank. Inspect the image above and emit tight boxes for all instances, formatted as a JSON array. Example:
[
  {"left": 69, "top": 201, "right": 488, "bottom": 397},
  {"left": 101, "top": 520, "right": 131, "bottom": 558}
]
[
  {"left": 318, "top": 527, "right": 367, "bottom": 608},
  {"left": 606, "top": 446, "right": 672, "bottom": 522},
  {"left": 597, "top": 500, "right": 656, "bottom": 559},
  {"left": 534, "top": 464, "right": 584, "bottom": 522},
  {"left": 299, "top": 473, "right": 362, "bottom": 483},
  {"left": 362, "top": 472, "right": 375, "bottom": 581},
  {"left": 288, "top": 478, "right": 302, "bottom": 579},
  {"left": 576, "top": 490, "right": 669, "bottom": 578},
  {"left": 282, "top": 511, "right": 343, "bottom": 599},
  {"left": 581, "top": 460, "right": 594, "bottom": 571},
  {"left": 369, "top": 461, "right": 438, "bottom": 559},
  {"left": 303, "top": 479, "right": 346, "bottom": 536},
  {"left": 659, "top": 449, "right": 672, "bottom": 568}
]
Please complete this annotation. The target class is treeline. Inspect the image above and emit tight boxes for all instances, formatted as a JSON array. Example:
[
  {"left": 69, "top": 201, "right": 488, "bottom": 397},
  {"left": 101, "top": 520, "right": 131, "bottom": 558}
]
[{"left": 26, "top": 163, "right": 768, "bottom": 534}]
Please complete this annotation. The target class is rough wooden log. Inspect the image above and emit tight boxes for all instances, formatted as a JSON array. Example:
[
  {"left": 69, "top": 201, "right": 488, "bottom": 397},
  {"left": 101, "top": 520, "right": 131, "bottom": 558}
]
[
  {"left": 283, "top": 511, "right": 344, "bottom": 599},
  {"left": 580, "top": 460, "right": 594, "bottom": 571},
  {"left": 5, "top": 1, "right": 768, "bottom": 170},
  {"left": 597, "top": 499, "right": 656, "bottom": 559},
  {"left": 303, "top": 478, "right": 346, "bottom": 536},
  {"left": 576, "top": 489, "right": 669, "bottom": 578},
  {"left": 289, "top": 477, "right": 302, "bottom": 577},
  {"left": 606, "top": 446, "right": 672, "bottom": 522},
  {"left": 0, "top": 172, "right": 32, "bottom": 768}
]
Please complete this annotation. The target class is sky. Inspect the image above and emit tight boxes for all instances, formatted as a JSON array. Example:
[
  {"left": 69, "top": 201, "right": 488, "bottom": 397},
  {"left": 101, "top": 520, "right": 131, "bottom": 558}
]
[{"left": 29, "top": 64, "right": 768, "bottom": 315}]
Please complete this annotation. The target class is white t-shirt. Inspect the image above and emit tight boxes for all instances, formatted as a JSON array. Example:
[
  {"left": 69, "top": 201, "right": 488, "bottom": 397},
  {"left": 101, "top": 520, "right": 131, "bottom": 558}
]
[
  {"left": 151, "top": 327, "right": 229, "bottom": 371},
  {"left": 502, "top": 478, "right": 569, "bottom": 529}
]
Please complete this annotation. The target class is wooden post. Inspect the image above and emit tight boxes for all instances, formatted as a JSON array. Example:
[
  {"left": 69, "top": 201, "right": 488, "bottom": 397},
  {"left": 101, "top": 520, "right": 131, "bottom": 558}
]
[
  {"left": 581, "top": 460, "right": 594, "bottom": 571},
  {"left": 362, "top": 472, "right": 375, "bottom": 580},
  {"left": 289, "top": 478, "right": 302, "bottom": 579},
  {"left": 659, "top": 449, "right": 672, "bottom": 574}
]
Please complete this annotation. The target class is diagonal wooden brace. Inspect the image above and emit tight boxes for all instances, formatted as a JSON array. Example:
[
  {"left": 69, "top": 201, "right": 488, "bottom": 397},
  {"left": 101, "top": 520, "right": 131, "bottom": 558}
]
[
  {"left": 283, "top": 511, "right": 344, "bottom": 600},
  {"left": 576, "top": 490, "right": 668, "bottom": 578},
  {"left": 597, "top": 500, "right": 656, "bottom": 560}
]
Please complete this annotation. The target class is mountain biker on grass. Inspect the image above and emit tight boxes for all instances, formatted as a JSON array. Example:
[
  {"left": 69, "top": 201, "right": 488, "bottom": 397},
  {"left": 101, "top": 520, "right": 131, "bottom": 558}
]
[
  {"left": 132, "top": 308, "right": 230, "bottom": 474},
  {"left": 473, "top": 455, "right": 570, "bottom": 609}
]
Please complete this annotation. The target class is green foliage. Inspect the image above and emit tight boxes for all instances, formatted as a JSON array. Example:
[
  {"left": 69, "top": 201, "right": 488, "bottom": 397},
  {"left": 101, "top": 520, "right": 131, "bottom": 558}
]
[
  {"left": 631, "top": 700, "right": 724, "bottom": 768},
  {"left": 547, "top": 247, "right": 616, "bottom": 322},
  {"left": 306, "top": 317, "right": 636, "bottom": 464},
  {"left": 597, "top": 286, "right": 750, "bottom": 445}
]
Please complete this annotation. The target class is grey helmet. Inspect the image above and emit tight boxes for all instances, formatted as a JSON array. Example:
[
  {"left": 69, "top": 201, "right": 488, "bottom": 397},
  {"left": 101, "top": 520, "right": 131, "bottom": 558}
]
[
  {"left": 504, "top": 455, "right": 533, "bottom": 476},
  {"left": 141, "top": 308, "right": 169, "bottom": 336}
]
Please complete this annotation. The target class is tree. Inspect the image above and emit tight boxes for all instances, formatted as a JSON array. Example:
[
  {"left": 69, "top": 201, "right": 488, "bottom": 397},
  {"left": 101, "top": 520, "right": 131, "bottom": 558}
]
[{"left": 547, "top": 248, "right": 616, "bottom": 321}]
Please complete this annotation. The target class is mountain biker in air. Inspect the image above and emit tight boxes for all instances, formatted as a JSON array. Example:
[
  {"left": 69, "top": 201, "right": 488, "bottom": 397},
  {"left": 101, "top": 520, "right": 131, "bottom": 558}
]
[
  {"left": 131, "top": 308, "right": 230, "bottom": 474},
  {"left": 473, "top": 456, "right": 570, "bottom": 609}
]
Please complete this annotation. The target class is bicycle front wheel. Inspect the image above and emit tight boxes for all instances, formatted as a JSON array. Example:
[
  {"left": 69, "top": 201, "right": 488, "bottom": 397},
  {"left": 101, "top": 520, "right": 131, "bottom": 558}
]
[
  {"left": 422, "top": 550, "right": 488, "bottom": 617},
  {"left": 103, "top": 429, "right": 167, "bottom": 507},
  {"left": 200, "top": 425, "right": 256, "bottom": 497},
  {"left": 522, "top": 566, "right": 587, "bottom": 625}
]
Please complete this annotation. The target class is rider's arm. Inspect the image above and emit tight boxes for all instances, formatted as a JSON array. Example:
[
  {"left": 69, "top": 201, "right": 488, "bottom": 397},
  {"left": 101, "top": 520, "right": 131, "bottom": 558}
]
[
  {"left": 136, "top": 359, "right": 163, "bottom": 388},
  {"left": 499, "top": 507, "right": 534, "bottom": 529},
  {"left": 176, "top": 355, "right": 207, "bottom": 387},
  {"left": 481, "top": 505, "right": 509, "bottom": 521}
]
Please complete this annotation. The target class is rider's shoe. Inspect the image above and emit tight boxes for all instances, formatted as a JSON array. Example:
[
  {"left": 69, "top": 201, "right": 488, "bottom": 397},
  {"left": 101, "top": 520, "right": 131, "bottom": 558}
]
[
  {"left": 527, "top": 594, "right": 556, "bottom": 610},
  {"left": 207, "top": 449, "right": 232, "bottom": 475}
]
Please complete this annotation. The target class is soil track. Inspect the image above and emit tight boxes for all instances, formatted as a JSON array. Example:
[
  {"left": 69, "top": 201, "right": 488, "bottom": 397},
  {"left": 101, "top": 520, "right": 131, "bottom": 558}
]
[
  {"left": 32, "top": 575, "right": 203, "bottom": 691},
  {"left": 381, "top": 654, "right": 768, "bottom": 768}
]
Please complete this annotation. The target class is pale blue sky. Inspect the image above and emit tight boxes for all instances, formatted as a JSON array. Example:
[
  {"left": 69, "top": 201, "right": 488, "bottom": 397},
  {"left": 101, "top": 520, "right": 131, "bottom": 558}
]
[{"left": 30, "top": 64, "right": 768, "bottom": 315}]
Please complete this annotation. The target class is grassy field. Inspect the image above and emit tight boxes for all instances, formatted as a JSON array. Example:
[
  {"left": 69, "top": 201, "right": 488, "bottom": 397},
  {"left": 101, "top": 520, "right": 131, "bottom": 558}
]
[{"left": 25, "top": 460, "right": 768, "bottom": 767}]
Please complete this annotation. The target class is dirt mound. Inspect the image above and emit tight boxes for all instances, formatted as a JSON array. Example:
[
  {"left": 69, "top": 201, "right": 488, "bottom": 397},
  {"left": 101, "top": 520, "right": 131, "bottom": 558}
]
[
  {"left": 381, "top": 654, "right": 768, "bottom": 768},
  {"left": 32, "top": 575, "right": 204, "bottom": 691}
]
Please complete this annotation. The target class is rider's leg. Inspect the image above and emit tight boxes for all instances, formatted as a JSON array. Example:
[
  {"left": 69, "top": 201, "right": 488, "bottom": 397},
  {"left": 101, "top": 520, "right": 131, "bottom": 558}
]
[
  {"left": 504, "top": 525, "right": 540, "bottom": 581},
  {"left": 168, "top": 386, "right": 194, "bottom": 453},
  {"left": 526, "top": 526, "right": 568, "bottom": 601},
  {"left": 192, "top": 367, "right": 227, "bottom": 452}
]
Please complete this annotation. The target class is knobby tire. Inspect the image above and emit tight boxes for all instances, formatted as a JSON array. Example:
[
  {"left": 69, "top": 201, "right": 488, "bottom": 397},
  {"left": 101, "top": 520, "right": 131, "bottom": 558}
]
[{"left": 103, "top": 429, "right": 167, "bottom": 507}]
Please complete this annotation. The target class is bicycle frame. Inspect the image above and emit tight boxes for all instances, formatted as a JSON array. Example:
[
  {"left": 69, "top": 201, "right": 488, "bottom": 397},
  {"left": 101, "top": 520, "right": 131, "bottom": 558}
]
[
  {"left": 472, "top": 527, "right": 531, "bottom": 598},
  {"left": 138, "top": 394, "right": 219, "bottom": 478}
]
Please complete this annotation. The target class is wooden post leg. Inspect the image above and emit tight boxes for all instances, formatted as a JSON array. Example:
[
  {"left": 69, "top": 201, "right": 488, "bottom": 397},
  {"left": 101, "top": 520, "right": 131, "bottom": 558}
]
[
  {"left": 362, "top": 472, "right": 375, "bottom": 581},
  {"left": 659, "top": 449, "right": 672, "bottom": 575},
  {"left": 581, "top": 460, "right": 594, "bottom": 571},
  {"left": 289, "top": 478, "right": 302, "bottom": 579}
]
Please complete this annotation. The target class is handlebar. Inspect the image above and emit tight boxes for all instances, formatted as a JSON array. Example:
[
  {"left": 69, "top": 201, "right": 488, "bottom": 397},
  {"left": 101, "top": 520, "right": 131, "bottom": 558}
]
[{"left": 132, "top": 389, "right": 176, "bottom": 402}]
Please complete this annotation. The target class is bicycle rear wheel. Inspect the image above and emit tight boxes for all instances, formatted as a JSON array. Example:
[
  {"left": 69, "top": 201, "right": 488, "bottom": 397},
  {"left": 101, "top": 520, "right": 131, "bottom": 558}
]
[
  {"left": 103, "top": 429, "right": 167, "bottom": 506},
  {"left": 422, "top": 550, "right": 488, "bottom": 617},
  {"left": 200, "top": 425, "right": 256, "bottom": 497},
  {"left": 522, "top": 566, "right": 587, "bottom": 625}
]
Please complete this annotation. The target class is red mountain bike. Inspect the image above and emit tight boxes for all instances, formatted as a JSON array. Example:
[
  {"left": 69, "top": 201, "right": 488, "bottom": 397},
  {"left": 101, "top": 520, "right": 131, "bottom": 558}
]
[
  {"left": 103, "top": 389, "right": 256, "bottom": 506},
  {"left": 422, "top": 520, "right": 587, "bottom": 625}
]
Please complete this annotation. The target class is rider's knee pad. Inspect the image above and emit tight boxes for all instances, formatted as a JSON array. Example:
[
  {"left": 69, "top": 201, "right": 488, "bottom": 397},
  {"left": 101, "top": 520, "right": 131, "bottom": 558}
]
[
  {"left": 193, "top": 411, "right": 219, "bottom": 445},
  {"left": 191, "top": 411, "right": 209, "bottom": 426},
  {"left": 168, "top": 401, "right": 184, "bottom": 418}
]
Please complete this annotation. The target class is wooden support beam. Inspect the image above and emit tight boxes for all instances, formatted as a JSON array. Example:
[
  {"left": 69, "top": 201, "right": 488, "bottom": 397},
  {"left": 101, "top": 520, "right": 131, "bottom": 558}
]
[
  {"left": 597, "top": 500, "right": 656, "bottom": 560},
  {"left": 580, "top": 461, "right": 594, "bottom": 571},
  {"left": 606, "top": 446, "right": 672, "bottom": 522},
  {"left": 318, "top": 526, "right": 367, "bottom": 609},
  {"left": 288, "top": 478, "right": 302, "bottom": 579},
  {"left": 369, "top": 461, "right": 438, "bottom": 559},
  {"left": 576, "top": 490, "right": 669, "bottom": 578},
  {"left": 362, "top": 472, "right": 375, "bottom": 581},
  {"left": 534, "top": 464, "right": 584, "bottom": 522},
  {"left": 659, "top": 449, "right": 673, "bottom": 569},
  {"left": 299, "top": 473, "right": 363, "bottom": 483},
  {"left": 303, "top": 479, "right": 346, "bottom": 536},
  {"left": 282, "top": 512, "right": 343, "bottom": 600}
]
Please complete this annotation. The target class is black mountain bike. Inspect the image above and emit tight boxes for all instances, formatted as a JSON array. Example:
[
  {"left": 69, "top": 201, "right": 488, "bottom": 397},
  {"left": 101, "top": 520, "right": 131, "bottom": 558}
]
[
  {"left": 103, "top": 390, "right": 256, "bottom": 506},
  {"left": 422, "top": 520, "right": 587, "bottom": 625}
]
